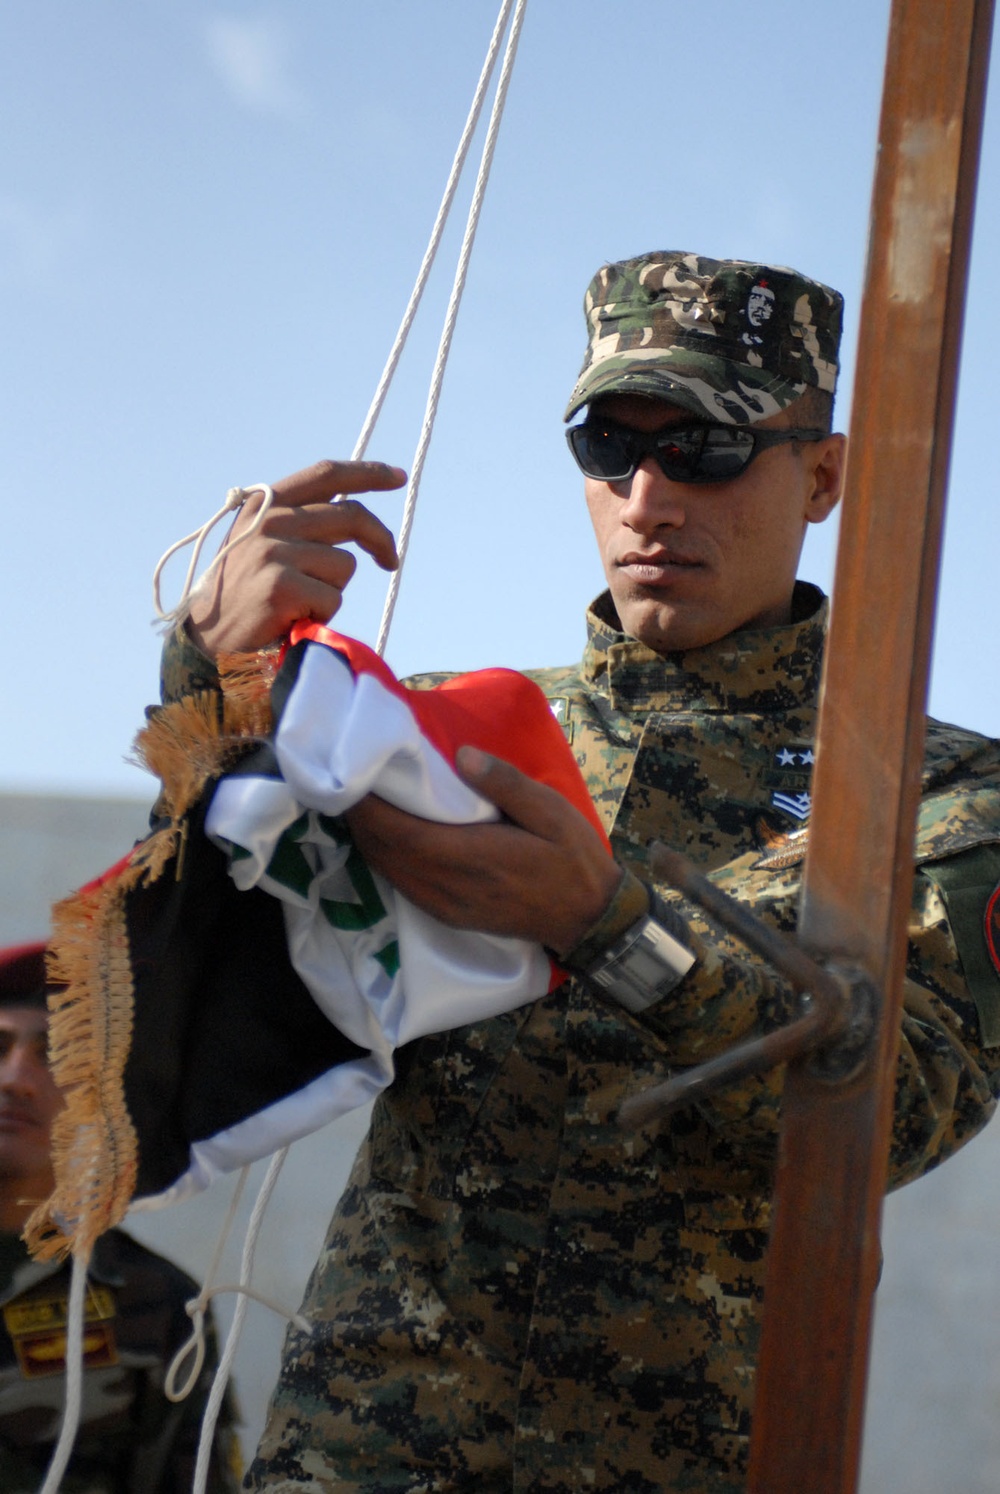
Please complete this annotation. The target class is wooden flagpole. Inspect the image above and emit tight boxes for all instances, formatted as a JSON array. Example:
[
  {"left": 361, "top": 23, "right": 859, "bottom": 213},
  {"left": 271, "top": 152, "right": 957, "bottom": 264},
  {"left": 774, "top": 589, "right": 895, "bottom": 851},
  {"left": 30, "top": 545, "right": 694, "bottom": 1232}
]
[{"left": 747, "top": 2, "right": 995, "bottom": 1490}]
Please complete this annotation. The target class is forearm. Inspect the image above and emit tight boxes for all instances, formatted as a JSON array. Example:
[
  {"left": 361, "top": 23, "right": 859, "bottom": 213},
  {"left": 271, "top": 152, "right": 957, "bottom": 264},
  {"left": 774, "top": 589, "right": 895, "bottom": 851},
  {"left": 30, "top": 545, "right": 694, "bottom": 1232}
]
[{"left": 567, "top": 856, "right": 999, "bottom": 1174}]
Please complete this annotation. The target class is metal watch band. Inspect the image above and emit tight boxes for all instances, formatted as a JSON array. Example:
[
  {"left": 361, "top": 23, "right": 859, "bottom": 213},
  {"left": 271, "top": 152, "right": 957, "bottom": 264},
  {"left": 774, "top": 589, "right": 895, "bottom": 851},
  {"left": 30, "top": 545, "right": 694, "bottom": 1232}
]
[{"left": 584, "top": 896, "right": 696, "bottom": 1013}]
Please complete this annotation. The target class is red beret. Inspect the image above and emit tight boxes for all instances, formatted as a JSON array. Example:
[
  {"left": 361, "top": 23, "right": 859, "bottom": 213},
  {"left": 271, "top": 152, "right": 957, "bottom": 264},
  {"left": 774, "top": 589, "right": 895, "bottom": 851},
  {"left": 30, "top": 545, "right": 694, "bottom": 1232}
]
[{"left": 0, "top": 943, "right": 50, "bottom": 1009}]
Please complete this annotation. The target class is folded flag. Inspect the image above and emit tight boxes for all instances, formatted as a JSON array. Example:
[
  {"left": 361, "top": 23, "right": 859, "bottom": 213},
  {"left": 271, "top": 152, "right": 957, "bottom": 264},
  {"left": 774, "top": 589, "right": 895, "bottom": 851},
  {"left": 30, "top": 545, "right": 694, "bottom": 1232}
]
[
  {"left": 31, "top": 623, "right": 612, "bottom": 1255},
  {"left": 179, "top": 623, "right": 609, "bottom": 1203}
]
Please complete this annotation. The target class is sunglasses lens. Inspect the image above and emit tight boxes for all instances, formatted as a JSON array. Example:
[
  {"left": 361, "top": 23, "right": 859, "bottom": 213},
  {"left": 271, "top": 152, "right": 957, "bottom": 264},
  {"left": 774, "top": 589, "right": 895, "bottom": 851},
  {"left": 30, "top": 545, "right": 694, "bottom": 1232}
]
[
  {"left": 569, "top": 424, "right": 633, "bottom": 480},
  {"left": 656, "top": 428, "right": 755, "bottom": 483},
  {"left": 652, "top": 432, "right": 703, "bottom": 481},
  {"left": 568, "top": 421, "right": 763, "bottom": 483}
]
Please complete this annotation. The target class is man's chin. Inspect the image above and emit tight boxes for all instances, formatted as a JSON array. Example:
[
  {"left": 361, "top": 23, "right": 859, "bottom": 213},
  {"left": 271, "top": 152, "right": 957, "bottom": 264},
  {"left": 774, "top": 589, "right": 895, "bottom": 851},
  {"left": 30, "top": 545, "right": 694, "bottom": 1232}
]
[
  {"left": 617, "top": 596, "right": 723, "bottom": 655},
  {"left": 0, "top": 1144, "right": 50, "bottom": 1180}
]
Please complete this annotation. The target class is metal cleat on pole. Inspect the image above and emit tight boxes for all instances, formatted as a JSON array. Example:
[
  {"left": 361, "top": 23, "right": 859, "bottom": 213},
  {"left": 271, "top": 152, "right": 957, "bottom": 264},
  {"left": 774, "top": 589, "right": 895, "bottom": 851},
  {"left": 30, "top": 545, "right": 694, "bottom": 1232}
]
[{"left": 617, "top": 843, "right": 879, "bottom": 1127}]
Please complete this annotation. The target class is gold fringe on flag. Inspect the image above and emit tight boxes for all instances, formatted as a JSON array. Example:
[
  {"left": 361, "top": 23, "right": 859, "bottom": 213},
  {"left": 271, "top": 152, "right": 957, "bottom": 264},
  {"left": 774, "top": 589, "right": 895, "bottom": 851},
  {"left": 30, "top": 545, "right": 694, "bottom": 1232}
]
[{"left": 24, "top": 653, "right": 276, "bottom": 1260}]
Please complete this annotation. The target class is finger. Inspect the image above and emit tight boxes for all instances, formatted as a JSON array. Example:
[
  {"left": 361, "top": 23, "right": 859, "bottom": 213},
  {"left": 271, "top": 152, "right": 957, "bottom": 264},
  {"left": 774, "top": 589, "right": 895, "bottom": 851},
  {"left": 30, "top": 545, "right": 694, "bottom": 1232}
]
[
  {"left": 257, "top": 499, "right": 399, "bottom": 571},
  {"left": 263, "top": 540, "right": 359, "bottom": 602},
  {"left": 265, "top": 564, "right": 359, "bottom": 626},
  {"left": 270, "top": 459, "right": 407, "bottom": 508}
]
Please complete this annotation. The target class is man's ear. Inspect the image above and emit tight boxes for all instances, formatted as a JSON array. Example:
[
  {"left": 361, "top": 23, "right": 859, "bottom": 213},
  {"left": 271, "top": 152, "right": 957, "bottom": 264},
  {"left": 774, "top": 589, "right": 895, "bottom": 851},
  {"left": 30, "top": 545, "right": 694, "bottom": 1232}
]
[{"left": 804, "top": 433, "right": 847, "bottom": 525}]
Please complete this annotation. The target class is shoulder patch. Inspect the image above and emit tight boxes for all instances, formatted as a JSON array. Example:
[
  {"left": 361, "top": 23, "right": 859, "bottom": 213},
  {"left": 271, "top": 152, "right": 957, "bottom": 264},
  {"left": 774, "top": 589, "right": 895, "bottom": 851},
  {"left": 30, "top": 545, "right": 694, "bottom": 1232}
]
[
  {"left": 986, "top": 883, "right": 1000, "bottom": 976},
  {"left": 925, "top": 846, "right": 1000, "bottom": 1047},
  {"left": 4, "top": 1283, "right": 118, "bottom": 1378}
]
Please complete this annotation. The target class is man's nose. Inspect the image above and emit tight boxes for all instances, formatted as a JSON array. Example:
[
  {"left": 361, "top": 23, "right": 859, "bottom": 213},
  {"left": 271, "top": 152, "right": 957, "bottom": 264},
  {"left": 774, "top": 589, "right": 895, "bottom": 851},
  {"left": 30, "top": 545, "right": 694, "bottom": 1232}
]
[
  {"left": 618, "top": 457, "right": 688, "bottom": 532},
  {"left": 0, "top": 1046, "right": 39, "bottom": 1095}
]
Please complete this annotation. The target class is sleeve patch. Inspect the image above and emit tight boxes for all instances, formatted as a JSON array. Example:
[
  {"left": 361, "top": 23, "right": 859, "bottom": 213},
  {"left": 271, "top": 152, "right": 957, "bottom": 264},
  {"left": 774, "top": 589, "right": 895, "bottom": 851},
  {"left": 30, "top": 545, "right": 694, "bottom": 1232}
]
[
  {"left": 986, "top": 883, "right": 1000, "bottom": 977},
  {"left": 927, "top": 845, "right": 1000, "bottom": 1047}
]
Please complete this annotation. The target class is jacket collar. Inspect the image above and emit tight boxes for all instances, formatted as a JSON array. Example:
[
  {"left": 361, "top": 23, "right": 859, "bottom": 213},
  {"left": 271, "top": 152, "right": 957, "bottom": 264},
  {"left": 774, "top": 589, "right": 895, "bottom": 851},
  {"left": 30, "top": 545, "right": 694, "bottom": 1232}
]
[{"left": 581, "top": 581, "right": 828, "bottom": 714}]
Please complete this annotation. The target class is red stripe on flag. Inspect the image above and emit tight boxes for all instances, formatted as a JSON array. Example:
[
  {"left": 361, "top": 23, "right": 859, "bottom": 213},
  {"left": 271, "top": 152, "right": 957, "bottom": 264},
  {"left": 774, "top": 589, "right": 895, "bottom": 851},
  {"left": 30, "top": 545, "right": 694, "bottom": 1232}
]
[{"left": 288, "top": 622, "right": 611, "bottom": 851}]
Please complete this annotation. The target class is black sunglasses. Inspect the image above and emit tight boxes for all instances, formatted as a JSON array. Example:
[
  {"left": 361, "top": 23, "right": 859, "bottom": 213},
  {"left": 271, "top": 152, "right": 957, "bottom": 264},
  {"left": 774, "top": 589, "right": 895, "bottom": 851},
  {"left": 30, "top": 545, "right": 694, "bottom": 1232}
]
[{"left": 565, "top": 417, "right": 827, "bottom": 486}]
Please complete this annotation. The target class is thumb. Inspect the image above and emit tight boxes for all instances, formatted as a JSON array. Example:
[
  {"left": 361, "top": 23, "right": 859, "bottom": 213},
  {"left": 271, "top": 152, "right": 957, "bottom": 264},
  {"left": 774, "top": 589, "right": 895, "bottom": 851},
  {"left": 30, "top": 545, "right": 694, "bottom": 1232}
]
[
  {"left": 453, "top": 744, "right": 494, "bottom": 782},
  {"left": 454, "top": 745, "right": 561, "bottom": 836}
]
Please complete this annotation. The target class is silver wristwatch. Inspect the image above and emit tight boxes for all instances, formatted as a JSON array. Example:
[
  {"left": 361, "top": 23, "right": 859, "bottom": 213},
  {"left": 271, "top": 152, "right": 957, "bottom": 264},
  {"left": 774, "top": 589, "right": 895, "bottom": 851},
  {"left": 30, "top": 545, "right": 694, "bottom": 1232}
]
[{"left": 583, "top": 896, "right": 695, "bottom": 1013}]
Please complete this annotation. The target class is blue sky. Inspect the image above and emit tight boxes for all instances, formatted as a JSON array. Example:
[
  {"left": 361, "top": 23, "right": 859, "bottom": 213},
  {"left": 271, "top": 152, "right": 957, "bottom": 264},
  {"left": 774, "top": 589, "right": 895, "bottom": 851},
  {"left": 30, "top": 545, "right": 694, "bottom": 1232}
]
[{"left": 3, "top": 1, "right": 998, "bottom": 797}]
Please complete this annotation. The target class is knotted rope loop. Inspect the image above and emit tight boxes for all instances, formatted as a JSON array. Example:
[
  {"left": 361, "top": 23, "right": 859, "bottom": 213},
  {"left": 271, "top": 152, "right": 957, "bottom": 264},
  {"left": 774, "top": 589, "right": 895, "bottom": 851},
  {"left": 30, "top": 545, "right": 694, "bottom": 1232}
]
[
  {"left": 152, "top": 483, "right": 275, "bottom": 627},
  {"left": 165, "top": 1297, "right": 209, "bottom": 1402},
  {"left": 166, "top": 1277, "right": 311, "bottom": 1403},
  {"left": 162, "top": 1162, "right": 250, "bottom": 1402}
]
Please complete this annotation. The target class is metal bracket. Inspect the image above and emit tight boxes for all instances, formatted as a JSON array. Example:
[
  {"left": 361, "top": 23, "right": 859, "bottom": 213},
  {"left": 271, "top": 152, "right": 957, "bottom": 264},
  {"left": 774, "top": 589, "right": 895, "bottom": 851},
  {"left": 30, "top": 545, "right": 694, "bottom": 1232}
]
[{"left": 617, "top": 843, "right": 881, "bottom": 1129}]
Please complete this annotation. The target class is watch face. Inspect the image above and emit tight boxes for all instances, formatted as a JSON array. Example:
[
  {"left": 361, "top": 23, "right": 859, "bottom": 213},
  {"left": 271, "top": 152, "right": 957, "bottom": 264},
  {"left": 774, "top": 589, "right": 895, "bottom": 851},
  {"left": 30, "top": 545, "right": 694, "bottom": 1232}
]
[
  {"left": 589, "top": 915, "right": 695, "bottom": 1012},
  {"left": 630, "top": 942, "right": 676, "bottom": 987}
]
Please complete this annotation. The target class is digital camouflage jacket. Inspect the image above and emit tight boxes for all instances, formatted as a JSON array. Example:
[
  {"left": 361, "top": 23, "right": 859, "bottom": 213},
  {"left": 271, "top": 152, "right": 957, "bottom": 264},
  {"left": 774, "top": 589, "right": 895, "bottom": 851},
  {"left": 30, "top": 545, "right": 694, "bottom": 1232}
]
[
  {"left": 164, "top": 584, "right": 1000, "bottom": 1494},
  {"left": 0, "top": 1227, "right": 242, "bottom": 1493}
]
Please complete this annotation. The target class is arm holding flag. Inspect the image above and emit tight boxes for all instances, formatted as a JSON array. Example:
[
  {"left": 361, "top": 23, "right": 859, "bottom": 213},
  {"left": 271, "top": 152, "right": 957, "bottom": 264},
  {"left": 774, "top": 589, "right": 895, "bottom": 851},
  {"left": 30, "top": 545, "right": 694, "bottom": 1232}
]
[{"left": 178, "top": 457, "right": 625, "bottom": 958}]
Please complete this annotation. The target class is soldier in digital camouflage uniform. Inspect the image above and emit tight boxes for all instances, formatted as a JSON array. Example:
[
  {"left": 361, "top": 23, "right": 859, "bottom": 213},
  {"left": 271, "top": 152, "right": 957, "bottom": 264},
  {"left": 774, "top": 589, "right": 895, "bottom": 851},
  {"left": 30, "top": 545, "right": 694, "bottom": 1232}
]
[
  {"left": 159, "top": 251, "right": 1000, "bottom": 1492},
  {"left": 0, "top": 943, "right": 243, "bottom": 1494}
]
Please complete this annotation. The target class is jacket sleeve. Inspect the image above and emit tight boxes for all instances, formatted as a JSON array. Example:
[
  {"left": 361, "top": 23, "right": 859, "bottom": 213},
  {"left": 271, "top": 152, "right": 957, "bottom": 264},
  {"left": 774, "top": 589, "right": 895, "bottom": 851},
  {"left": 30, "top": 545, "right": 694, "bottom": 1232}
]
[
  {"left": 160, "top": 624, "right": 223, "bottom": 704},
  {"left": 582, "top": 843, "right": 1000, "bottom": 1189}
]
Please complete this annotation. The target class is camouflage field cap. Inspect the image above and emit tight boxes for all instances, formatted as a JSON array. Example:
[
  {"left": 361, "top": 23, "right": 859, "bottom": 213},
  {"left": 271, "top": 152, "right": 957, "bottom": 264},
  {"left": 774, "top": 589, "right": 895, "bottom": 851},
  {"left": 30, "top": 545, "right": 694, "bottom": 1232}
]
[{"left": 565, "top": 251, "right": 843, "bottom": 426}]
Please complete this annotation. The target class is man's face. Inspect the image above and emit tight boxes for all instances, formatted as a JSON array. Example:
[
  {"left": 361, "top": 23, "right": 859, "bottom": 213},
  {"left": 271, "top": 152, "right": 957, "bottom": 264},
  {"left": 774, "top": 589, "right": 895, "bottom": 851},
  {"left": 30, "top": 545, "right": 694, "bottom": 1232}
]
[
  {"left": 0, "top": 1008, "right": 62, "bottom": 1184},
  {"left": 582, "top": 393, "right": 843, "bottom": 654}
]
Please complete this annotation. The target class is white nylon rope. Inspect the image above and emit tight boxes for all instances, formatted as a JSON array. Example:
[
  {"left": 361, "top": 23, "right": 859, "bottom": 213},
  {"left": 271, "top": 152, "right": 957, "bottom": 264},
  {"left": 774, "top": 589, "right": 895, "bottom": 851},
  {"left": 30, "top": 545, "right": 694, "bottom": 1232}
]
[
  {"left": 351, "top": 0, "right": 520, "bottom": 464},
  {"left": 152, "top": 0, "right": 521, "bottom": 634},
  {"left": 164, "top": 1164, "right": 251, "bottom": 1403},
  {"left": 152, "top": 485, "right": 275, "bottom": 627},
  {"left": 375, "top": 0, "right": 528, "bottom": 656},
  {"left": 190, "top": 1148, "right": 290, "bottom": 1494},
  {"left": 135, "top": 6, "right": 528, "bottom": 1488},
  {"left": 157, "top": 1154, "right": 307, "bottom": 1472},
  {"left": 38, "top": 1251, "right": 88, "bottom": 1494}
]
